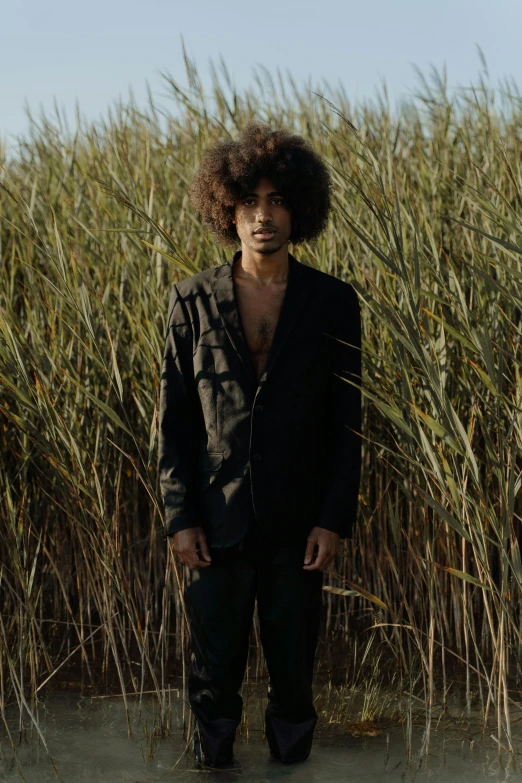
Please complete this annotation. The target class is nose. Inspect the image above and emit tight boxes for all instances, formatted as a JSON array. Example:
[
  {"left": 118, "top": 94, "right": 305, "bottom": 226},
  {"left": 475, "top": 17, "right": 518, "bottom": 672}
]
[{"left": 255, "top": 201, "right": 273, "bottom": 223}]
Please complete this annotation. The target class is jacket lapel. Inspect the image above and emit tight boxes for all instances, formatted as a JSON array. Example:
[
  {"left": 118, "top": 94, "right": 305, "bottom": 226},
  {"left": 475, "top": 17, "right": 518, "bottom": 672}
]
[{"left": 210, "top": 250, "right": 312, "bottom": 389}]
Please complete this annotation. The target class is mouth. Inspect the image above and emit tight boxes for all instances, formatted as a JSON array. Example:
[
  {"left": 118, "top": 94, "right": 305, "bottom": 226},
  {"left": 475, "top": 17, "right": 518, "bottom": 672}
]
[{"left": 254, "top": 229, "right": 276, "bottom": 241}]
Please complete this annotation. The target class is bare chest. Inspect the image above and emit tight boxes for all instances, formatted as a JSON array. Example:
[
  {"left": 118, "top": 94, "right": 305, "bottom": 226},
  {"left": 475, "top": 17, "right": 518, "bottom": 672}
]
[{"left": 235, "top": 281, "right": 287, "bottom": 382}]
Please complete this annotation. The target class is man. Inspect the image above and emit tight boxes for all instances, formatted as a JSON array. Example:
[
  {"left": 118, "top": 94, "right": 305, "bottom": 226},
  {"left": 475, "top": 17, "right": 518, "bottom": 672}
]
[{"left": 158, "top": 121, "right": 362, "bottom": 768}]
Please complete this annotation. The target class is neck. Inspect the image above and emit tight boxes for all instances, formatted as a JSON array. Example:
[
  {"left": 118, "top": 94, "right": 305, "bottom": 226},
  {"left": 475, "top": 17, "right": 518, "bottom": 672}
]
[{"left": 234, "top": 243, "right": 290, "bottom": 285}]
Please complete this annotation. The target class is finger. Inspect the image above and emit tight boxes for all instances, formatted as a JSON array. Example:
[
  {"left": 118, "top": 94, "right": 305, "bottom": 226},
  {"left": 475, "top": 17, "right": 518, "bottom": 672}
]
[
  {"left": 303, "top": 556, "right": 321, "bottom": 570},
  {"left": 178, "top": 548, "right": 196, "bottom": 569},
  {"left": 304, "top": 538, "right": 317, "bottom": 565},
  {"left": 314, "top": 538, "right": 330, "bottom": 569},
  {"left": 304, "top": 544, "right": 330, "bottom": 571},
  {"left": 197, "top": 533, "right": 212, "bottom": 563},
  {"left": 186, "top": 550, "right": 212, "bottom": 570}
]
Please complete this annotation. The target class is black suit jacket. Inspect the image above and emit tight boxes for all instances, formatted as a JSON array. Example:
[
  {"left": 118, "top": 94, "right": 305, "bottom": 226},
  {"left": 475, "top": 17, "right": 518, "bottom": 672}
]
[{"left": 158, "top": 250, "right": 362, "bottom": 548}]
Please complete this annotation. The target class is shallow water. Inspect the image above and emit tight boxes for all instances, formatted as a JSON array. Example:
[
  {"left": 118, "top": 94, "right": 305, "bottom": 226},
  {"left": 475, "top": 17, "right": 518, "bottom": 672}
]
[{"left": 1, "top": 688, "right": 521, "bottom": 782}]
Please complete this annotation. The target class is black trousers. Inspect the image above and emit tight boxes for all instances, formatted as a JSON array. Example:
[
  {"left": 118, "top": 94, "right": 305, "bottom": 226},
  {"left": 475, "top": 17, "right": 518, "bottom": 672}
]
[{"left": 184, "top": 524, "right": 324, "bottom": 765}]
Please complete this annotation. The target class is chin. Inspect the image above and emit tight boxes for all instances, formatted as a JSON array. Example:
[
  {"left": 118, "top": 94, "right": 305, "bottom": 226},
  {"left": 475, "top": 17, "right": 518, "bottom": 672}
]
[{"left": 252, "top": 240, "right": 288, "bottom": 255}]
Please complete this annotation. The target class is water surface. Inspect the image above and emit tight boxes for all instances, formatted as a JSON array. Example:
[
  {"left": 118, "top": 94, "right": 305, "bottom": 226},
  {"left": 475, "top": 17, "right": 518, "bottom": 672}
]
[{"left": 1, "top": 688, "right": 520, "bottom": 782}]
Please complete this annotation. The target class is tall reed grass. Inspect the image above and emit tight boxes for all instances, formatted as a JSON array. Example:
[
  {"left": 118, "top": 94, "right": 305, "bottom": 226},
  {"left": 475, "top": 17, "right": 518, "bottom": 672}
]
[{"left": 2, "top": 49, "right": 522, "bottom": 760}]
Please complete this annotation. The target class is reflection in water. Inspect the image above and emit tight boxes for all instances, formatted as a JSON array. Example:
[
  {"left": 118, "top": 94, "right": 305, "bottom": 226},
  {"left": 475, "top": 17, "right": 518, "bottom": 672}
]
[{"left": 1, "top": 687, "right": 521, "bottom": 782}]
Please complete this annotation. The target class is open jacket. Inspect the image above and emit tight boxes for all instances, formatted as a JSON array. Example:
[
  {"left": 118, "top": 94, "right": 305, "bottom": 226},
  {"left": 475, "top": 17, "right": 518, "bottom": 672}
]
[{"left": 158, "top": 250, "right": 362, "bottom": 548}]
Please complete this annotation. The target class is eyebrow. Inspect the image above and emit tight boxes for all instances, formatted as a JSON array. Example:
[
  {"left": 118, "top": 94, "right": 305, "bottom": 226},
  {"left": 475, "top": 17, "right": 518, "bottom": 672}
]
[{"left": 242, "top": 191, "right": 283, "bottom": 198}]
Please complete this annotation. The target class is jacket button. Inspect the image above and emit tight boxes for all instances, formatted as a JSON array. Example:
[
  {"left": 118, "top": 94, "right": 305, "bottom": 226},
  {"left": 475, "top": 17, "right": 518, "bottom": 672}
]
[
  {"left": 255, "top": 405, "right": 263, "bottom": 413},
  {"left": 252, "top": 453, "right": 262, "bottom": 461}
]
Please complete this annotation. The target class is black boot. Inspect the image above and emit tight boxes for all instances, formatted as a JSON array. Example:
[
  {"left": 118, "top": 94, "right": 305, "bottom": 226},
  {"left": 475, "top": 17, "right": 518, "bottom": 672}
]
[
  {"left": 192, "top": 720, "right": 236, "bottom": 768},
  {"left": 265, "top": 710, "right": 316, "bottom": 763}
]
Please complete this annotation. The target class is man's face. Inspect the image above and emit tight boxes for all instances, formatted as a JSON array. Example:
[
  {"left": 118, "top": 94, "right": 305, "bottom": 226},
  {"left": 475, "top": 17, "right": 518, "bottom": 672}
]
[{"left": 232, "top": 177, "right": 291, "bottom": 255}]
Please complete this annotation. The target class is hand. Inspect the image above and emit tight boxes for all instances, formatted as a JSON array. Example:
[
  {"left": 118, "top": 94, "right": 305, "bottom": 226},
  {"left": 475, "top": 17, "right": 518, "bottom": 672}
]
[
  {"left": 303, "top": 527, "right": 340, "bottom": 571},
  {"left": 169, "top": 526, "right": 212, "bottom": 569}
]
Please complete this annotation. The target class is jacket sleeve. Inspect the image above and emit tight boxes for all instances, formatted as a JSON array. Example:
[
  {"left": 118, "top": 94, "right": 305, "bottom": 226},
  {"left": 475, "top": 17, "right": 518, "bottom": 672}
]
[
  {"left": 158, "top": 284, "right": 201, "bottom": 538},
  {"left": 317, "top": 283, "right": 362, "bottom": 539}
]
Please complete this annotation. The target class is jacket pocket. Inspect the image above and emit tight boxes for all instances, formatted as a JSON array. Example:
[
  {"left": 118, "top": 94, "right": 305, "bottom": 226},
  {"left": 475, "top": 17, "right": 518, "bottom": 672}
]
[{"left": 197, "top": 451, "right": 224, "bottom": 473}]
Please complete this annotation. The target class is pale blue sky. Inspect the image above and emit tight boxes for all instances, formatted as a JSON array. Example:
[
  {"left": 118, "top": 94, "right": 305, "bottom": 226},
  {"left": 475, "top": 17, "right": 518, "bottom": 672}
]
[{"left": 1, "top": 0, "right": 519, "bottom": 146}]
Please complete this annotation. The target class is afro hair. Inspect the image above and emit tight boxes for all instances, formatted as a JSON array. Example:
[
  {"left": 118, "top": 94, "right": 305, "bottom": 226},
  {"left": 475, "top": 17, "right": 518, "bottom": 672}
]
[{"left": 189, "top": 121, "right": 333, "bottom": 246}]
